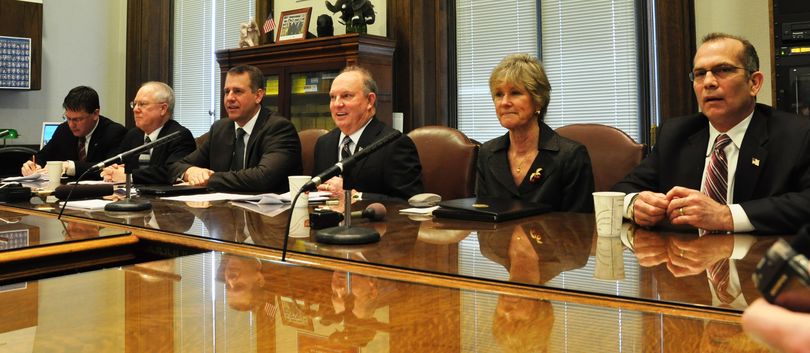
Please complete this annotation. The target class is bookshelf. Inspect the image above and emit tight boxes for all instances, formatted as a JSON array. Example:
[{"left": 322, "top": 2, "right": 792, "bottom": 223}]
[{"left": 215, "top": 33, "right": 395, "bottom": 131}]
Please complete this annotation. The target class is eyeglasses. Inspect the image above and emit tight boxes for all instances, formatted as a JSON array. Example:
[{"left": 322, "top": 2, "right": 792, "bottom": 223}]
[
  {"left": 689, "top": 65, "right": 751, "bottom": 82},
  {"left": 129, "top": 101, "right": 163, "bottom": 109}
]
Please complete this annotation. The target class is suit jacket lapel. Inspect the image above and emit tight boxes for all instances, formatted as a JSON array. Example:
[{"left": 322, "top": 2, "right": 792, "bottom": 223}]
[
  {"left": 244, "top": 109, "right": 269, "bottom": 165},
  {"left": 679, "top": 123, "right": 709, "bottom": 190},
  {"left": 152, "top": 121, "right": 173, "bottom": 163},
  {"left": 486, "top": 135, "right": 520, "bottom": 197},
  {"left": 352, "top": 118, "right": 384, "bottom": 175},
  {"left": 734, "top": 111, "right": 768, "bottom": 202}
]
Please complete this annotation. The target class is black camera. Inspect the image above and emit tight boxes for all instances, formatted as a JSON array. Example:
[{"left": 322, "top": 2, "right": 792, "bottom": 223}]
[{"left": 753, "top": 226, "right": 810, "bottom": 312}]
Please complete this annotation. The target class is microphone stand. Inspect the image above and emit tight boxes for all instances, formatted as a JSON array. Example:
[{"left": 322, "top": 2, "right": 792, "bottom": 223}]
[
  {"left": 314, "top": 176, "right": 380, "bottom": 245},
  {"left": 105, "top": 171, "right": 151, "bottom": 212},
  {"left": 281, "top": 190, "right": 305, "bottom": 262}
]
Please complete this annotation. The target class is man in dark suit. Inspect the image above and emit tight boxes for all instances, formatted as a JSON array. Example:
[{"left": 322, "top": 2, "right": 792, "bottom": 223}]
[
  {"left": 101, "top": 82, "right": 196, "bottom": 185},
  {"left": 21, "top": 86, "right": 127, "bottom": 180},
  {"left": 614, "top": 33, "right": 810, "bottom": 234},
  {"left": 171, "top": 65, "right": 301, "bottom": 193},
  {"left": 313, "top": 65, "right": 423, "bottom": 200}
]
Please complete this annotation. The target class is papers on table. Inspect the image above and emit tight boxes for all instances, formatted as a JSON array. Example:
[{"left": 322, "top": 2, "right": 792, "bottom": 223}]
[
  {"left": 59, "top": 199, "right": 112, "bottom": 211},
  {"left": 399, "top": 206, "right": 439, "bottom": 215},
  {"left": 229, "top": 201, "right": 290, "bottom": 217},
  {"left": 161, "top": 191, "right": 332, "bottom": 204},
  {"left": 2, "top": 173, "right": 46, "bottom": 183},
  {"left": 161, "top": 192, "right": 258, "bottom": 202}
]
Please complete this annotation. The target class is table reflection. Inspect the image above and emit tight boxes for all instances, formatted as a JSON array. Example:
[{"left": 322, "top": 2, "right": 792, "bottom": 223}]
[
  {"left": 0, "top": 251, "right": 772, "bottom": 352},
  {"left": 624, "top": 225, "right": 773, "bottom": 309}
]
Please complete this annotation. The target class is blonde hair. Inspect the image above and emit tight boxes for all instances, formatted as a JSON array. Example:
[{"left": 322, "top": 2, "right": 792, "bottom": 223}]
[{"left": 489, "top": 54, "right": 551, "bottom": 121}]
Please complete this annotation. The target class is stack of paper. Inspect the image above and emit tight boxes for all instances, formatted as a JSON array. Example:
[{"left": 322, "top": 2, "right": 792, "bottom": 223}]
[{"left": 59, "top": 199, "right": 112, "bottom": 211}]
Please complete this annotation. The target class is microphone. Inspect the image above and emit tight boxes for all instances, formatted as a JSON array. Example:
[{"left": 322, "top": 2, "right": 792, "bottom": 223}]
[
  {"left": 310, "top": 203, "right": 387, "bottom": 229},
  {"left": 352, "top": 203, "right": 386, "bottom": 221},
  {"left": 89, "top": 131, "right": 182, "bottom": 171},
  {"left": 0, "top": 130, "right": 9, "bottom": 138},
  {"left": 302, "top": 131, "right": 402, "bottom": 192}
]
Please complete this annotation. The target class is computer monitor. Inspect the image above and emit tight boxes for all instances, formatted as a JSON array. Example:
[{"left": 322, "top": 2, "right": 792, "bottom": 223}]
[{"left": 40, "top": 122, "right": 60, "bottom": 150}]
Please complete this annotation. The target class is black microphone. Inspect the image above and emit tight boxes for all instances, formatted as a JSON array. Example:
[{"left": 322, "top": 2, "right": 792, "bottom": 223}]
[
  {"left": 0, "top": 130, "right": 9, "bottom": 138},
  {"left": 310, "top": 203, "right": 387, "bottom": 229},
  {"left": 302, "top": 131, "right": 402, "bottom": 191},
  {"left": 89, "top": 131, "right": 182, "bottom": 171},
  {"left": 352, "top": 203, "right": 386, "bottom": 221}
]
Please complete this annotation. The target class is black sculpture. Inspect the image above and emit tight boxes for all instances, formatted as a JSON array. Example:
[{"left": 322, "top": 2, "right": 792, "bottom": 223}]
[
  {"left": 324, "top": 0, "right": 375, "bottom": 34},
  {"left": 317, "top": 14, "right": 334, "bottom": 37}
]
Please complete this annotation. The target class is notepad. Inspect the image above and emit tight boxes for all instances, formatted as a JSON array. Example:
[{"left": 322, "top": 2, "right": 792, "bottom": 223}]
[{"left": 433, "top": 197, "right": 551, "bottom": 222}]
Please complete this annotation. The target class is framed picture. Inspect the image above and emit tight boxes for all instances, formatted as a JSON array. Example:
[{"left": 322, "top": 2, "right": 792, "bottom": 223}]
[{"left": 277, "top": 7, "right": 312, "bottom": 42}]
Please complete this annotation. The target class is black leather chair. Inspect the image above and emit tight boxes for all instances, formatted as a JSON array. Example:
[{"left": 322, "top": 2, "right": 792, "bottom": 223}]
[{"left": 0, "top": 146, "right": 37, "bottom": 178}]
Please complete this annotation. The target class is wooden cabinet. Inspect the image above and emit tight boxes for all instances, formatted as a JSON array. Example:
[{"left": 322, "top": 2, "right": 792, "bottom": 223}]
[{"left": 215, "top": 33, "right": 395, "bottom": 131}]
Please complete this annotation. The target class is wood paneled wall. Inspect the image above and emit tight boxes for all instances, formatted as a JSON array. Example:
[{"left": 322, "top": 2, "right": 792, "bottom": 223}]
[
  {"left": 655, "top": 0, "right": 697, "bottom": 122},
  {"left": 387, "top": 0, "right": 452, "bottom": 129},
  {"left": 125, "top": 0, "right": 174, "bottom": 128}
]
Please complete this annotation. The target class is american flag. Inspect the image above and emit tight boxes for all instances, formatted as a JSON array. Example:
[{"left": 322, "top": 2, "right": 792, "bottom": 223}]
[{"left": 263, "top": 12, "right": 276, "bottom": 34}]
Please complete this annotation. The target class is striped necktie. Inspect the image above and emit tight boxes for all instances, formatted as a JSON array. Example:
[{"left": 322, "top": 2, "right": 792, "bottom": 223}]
[
  {"left": 340, "top": 136, "right": 353, "bottom": 161},
  {"left": 703, "top": 134, "right": 731, "bottom": 204},
  {"left": 77, "top": 137, "right": 87, "bottom": 161}
]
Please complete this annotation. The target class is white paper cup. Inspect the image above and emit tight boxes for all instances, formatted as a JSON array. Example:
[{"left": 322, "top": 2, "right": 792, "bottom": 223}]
[
  {"left": 46, "top": 161, "right": 63, "bottom": 190},
  {"left": 593, "top": 191, "right": 625, "bottom": 237},
  {"left": 289, "top": 206, "right": 310, "bottom": 238},
  {"left": 288, "top": 175, "right": 310, "bottom": 208}
]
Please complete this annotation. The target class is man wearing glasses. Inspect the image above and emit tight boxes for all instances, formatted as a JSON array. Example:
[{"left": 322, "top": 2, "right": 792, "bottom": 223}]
[
  {"left": 100, "top": 82, "right": 196, "bottom": 184},
  {"left": 615, "top": 33, "right": 810, "bottom": 234},
  {"left": 21, "top": 86, "right": 126, "bottom": 179}
]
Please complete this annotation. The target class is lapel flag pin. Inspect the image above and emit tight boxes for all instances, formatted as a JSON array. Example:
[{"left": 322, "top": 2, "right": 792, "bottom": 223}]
[{"left": 752, "top": 158, "right": 760, "bottom": 167}]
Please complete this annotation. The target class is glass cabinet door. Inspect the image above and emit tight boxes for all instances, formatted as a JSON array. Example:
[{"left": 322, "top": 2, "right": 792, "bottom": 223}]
[
  {"left": 262, "top": 74, "right": 280, "bottom": 115},
  {"left": 289, "top": 70, "right": 338, "bottom": 131}
]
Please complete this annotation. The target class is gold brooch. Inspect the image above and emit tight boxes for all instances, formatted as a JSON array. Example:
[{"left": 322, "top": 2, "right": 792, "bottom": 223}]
[{"left": 529, "top": 168, "right": 543, "bottom": 183}]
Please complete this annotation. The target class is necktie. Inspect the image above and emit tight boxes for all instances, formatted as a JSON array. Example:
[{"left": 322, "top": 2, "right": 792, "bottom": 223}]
[
  {"left": 77, "top": 137, "right": 87, "bottom": 162},
  {"left": 708, "top": 259, "right": 735, "bottom": 304},
  {"left": 340, "top": 136, "right": 353, "bottom": 161},
  {"left": 231, "top": 128, "right": 246, "bottom": 171},
  {"left": 138, "top": 136, "right": 151, "bottom": 169},
  {"left": 703, "top": 134, "right": 731, "bottom": 204},
  {"left": 704, "top": 134, "right": 735, "bottom": 303}
]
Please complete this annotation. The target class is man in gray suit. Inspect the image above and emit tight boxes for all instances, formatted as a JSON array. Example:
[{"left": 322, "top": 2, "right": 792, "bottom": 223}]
[{"left": 172, "top": 65, "right": 301, "bottom": 193}]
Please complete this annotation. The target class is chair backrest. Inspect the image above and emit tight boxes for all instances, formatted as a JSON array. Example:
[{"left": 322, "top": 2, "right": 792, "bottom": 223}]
[
  {"left": 555, "top": 123, "right": 644, "bottom": 191},
  {"left": 408, "top": 126, "right": 479, "bottom": 200},
  {"left": 0, "top": 146, "right": 38, "bottom": 178},
  {"left": 298, "top": 128, "right": 329, "bottom": 176}
]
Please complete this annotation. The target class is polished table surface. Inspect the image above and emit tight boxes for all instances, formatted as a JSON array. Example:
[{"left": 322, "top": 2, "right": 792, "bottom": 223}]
[
  {"left": 1, "top": 194, "right": 782, "bottom": 317},
  {"left": 0, "top": 251, "right": 770, "bottom": 352},
  {"left": 0, "top": 208, "right": 131, "bottom": 254}
]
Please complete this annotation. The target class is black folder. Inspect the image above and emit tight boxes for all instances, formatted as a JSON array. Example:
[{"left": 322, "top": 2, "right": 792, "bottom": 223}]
[
  {"left": 433, "top": 197, "right": 551, "bottom": 222},
  {"left": 138, "top": 185, "right": 208, "bottom": 196}
]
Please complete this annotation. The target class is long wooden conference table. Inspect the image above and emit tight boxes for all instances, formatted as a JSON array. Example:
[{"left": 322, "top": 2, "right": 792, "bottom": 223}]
[{"left": 0, "top": 192, "right": 777, "bottom": 352}]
